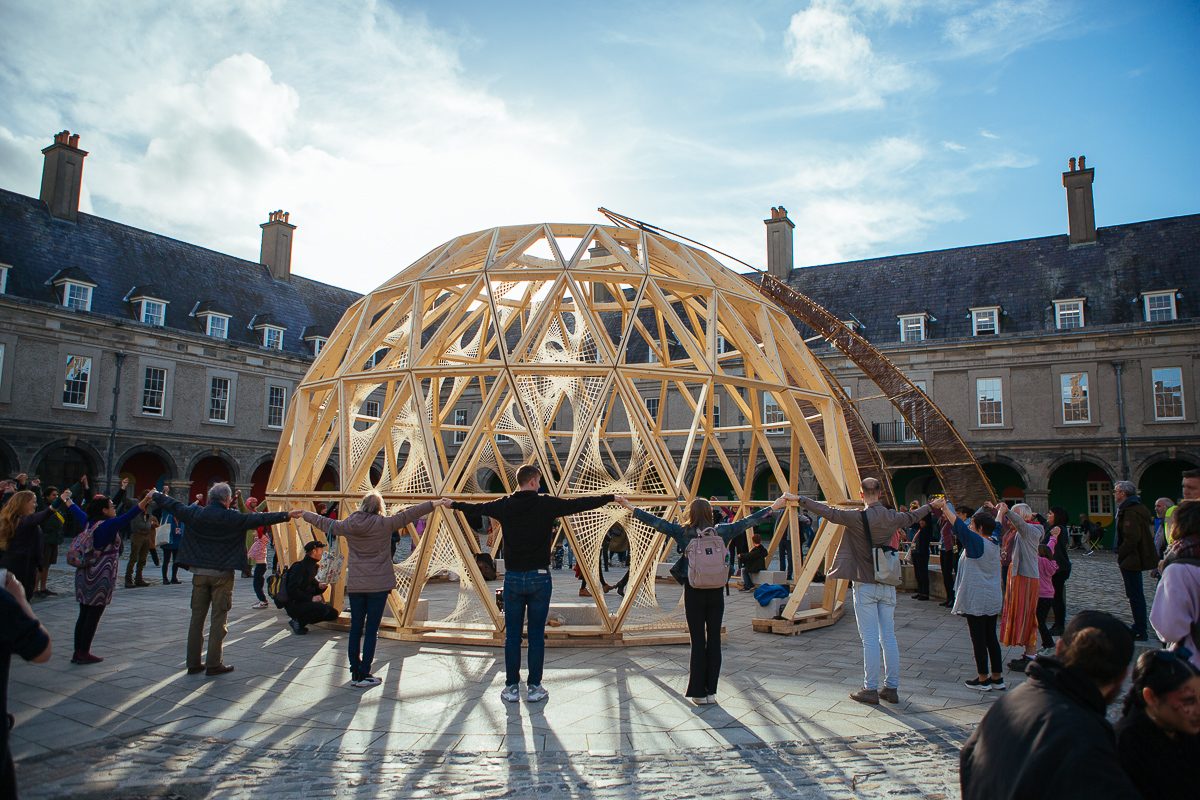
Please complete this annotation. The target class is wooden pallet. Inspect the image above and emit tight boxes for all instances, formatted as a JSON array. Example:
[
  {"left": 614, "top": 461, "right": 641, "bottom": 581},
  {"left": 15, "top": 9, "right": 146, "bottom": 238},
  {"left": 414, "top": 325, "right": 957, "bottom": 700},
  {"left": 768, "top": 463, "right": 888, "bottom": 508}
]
[{"left": 751, "top": 603, "right": 845, "bottom": 636}]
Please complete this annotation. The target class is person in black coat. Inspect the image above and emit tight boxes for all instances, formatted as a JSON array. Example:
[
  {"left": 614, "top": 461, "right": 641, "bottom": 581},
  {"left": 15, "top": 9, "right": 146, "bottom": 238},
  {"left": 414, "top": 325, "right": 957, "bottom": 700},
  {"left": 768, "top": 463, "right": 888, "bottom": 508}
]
[
  {"left": 960, "top": 610, "right": 1140, "bottom": 800},
  {"left": 1114, "top": 647, "right": 1200, "bottom": 798},
  {"left": 738, "top": 533, "right": 769, "bottom": 591},
  {"left": 911, "top": 514, "right": 934, "bottom": 600},
  {"left": 1043, "top": 506, "right": 1072, "bottom": 635},
  {"left": 285, "top": 540, "right": 339, "bottom": 635}
]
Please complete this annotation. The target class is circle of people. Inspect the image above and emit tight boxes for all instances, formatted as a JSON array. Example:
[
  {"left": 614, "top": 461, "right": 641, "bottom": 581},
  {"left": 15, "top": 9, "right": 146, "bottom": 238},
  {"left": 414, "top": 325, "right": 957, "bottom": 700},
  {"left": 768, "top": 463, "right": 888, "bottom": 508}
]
[{"left": 2, "top": 467, "right": 1198, "bottom": 800}]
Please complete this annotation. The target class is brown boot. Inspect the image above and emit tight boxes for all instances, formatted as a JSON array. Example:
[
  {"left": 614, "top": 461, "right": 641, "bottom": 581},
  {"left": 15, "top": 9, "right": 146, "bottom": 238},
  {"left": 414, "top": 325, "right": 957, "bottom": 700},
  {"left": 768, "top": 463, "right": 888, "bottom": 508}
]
[
  {"left": 849, "top": 688, "right": 879, "bottom": 705},
  {"left": 879, "top": 687, "right": 899, "bottom": 704}
]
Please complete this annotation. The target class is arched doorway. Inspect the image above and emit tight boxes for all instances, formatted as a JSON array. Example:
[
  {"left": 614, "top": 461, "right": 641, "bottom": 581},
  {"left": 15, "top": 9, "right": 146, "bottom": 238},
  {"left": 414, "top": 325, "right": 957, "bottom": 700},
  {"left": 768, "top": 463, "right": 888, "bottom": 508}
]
[
  {"left": 696, "top": 467, "right": 734, "bottom": 502},
  {"left": 34, "top": 445, "right": 97, "bottom": 493},
  {"left": 316, "top": 464, "right": 339, "bottom": 492},
  {"left": 891, "top": 467, "right": 941, "bottom": 507},
  {"left": 983, "top": 462, "right": 1026, "bottom": 505},
  {"left": 118, "top": 451, "right": 169, "bottom": 498},
  {"left": 1049, "top": 461, "right": 1114, "bottom": 546},
  {"left": 250, "top": 460, "right": 273, "bottom": 502},
  {"left": 190, "top": 456, "right": 232, "bottom": 502},
  {"left": 0, "top": 446, "right": 11, "bottom": 480},
  {"left": 1138, "top": 458, "right": 1200, "bottom": 505}
]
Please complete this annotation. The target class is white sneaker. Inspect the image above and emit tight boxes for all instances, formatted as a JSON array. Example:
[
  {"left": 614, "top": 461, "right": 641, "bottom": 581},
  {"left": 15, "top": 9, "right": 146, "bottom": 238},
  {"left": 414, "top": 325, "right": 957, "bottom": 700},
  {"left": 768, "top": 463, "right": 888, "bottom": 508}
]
[
  {"left": 251, "top": 601, "right": 268, "bottom": 609},
  {"left": 690, "top": 695, "right": 710, "bottom": 705},
  {"left": 501, "top": 684, "right": 521, "bottom": 702},
  {"left": 706, "top": 695, "right": 718, "bottom": 705},
  {"left": 352, "top": 674, "right": 381, "bottom": 688},
  {"left": 526, "top": 684, "right": 549, "bottom": 703}
]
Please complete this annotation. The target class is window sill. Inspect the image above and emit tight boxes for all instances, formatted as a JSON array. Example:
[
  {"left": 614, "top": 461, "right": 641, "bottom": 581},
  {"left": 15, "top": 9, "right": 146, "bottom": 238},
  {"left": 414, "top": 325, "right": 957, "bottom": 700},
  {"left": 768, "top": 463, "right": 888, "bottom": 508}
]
[
  {"left": 1051, "top": 421, "right": 1101, "bottom": 429},
  {"left": 1144, "top": 417, "right": 1196, "bottom": 425},
  {"left": 202, "top": 419, "right": 233, "bottom": 426},
  {"left": 969, "top": 424, "right": 1013, "bottom": 432}
]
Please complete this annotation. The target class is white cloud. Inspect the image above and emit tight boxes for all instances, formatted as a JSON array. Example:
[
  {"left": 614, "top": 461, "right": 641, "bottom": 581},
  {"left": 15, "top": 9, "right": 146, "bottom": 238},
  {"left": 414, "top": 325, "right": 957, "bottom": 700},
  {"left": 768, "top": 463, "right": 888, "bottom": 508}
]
[
  {"left": 783, "top": 1, "right": 915, "bottom": 108},
  {"left": 943, "top": 140, "right": 968, "bottom": 151},
  {"left": 943, "top": 0, "right": 1069, "bottom": 58}
]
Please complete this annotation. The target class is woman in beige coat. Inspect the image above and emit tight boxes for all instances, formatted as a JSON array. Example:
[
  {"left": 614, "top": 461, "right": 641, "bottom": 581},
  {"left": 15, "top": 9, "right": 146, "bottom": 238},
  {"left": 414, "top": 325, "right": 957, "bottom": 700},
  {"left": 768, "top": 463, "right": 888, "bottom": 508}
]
[{"left": 303, "top": 492, "right": 450, "bottom": 687}]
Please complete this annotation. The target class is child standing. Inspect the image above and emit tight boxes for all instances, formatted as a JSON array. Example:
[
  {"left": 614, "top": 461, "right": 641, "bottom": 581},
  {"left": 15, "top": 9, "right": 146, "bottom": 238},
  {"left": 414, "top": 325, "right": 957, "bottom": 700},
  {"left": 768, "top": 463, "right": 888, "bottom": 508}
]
[
  {"left": 1035, "top": 543, "right": 1058, "bottom": 653},
  {"left": 248, "top": 526, "right": 270, "bottom": 608}
]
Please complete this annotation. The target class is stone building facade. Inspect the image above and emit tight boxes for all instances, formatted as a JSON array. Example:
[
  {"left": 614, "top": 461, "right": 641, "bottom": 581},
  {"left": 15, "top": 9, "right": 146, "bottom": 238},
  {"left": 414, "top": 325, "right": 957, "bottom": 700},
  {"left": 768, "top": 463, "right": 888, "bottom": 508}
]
[{"left": 0, "top": 132, "right": 361, "bottom": 501}]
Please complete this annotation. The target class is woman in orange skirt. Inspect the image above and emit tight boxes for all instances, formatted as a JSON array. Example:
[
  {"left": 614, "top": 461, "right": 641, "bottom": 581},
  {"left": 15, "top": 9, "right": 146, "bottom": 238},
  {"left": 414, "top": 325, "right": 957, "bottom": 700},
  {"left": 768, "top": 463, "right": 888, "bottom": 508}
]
[{"left": 996, "top": 502, "right": 1044, "bottom": 672}]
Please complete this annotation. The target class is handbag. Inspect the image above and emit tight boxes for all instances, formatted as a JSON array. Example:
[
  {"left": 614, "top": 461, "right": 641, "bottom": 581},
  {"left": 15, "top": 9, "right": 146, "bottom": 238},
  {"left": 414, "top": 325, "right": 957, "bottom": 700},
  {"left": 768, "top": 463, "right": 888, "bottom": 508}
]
[
  {"left": 862, "top": 511, "right": 902, "bottom": 586},
  {"left": 154, "top": 522, "right": 172, "bottom": 547},
  {"left": 315, "top": 540, "right": 345, "bottom": 584}
]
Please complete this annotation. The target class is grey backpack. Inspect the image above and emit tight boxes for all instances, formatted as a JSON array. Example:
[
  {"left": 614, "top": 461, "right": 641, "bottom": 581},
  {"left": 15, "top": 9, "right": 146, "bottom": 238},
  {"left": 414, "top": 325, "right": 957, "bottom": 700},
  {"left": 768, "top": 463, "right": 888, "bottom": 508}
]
[{"left": 685, "top": 527, "right": 729, "bottom": 589}]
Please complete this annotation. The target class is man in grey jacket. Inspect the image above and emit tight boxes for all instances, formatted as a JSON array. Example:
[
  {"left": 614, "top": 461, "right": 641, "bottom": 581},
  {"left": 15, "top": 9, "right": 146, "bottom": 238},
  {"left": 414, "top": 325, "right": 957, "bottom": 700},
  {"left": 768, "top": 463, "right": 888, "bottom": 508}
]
[
  {"left": 797, "top": 478, "right": 932, "bottom": 705},
  {"left": 153, "top": 483, "right": 301, "bottom": 676}
]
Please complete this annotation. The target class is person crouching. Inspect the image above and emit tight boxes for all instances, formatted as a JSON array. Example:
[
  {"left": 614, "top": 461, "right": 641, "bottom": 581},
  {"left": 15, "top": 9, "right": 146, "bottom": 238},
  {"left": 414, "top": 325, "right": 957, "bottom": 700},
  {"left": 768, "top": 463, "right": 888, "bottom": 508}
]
[{"left": 286, "top": 540, "right": 339, "bottom": 635}]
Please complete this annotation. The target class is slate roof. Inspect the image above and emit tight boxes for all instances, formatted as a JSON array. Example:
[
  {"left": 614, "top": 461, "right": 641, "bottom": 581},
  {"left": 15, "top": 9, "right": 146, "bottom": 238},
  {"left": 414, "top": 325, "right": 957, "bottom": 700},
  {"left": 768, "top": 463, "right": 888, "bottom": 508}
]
[
  {"left": 0, "top": 189, "right": 361, "bottom": 356},
  {"left": 785, "top": 214, "right": 1200, "bottom": 344}
]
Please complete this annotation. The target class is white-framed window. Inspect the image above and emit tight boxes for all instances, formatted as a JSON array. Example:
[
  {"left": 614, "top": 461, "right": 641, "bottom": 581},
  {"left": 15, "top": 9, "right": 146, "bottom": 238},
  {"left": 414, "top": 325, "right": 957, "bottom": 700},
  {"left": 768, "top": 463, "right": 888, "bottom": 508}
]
[
  {"left": 266, "top": 385, "right": 287, "bottom": 428},
  {"left": 976, "top": 378, "right": 1003, "bottom": 426},
  {"left": 142, "top": 367, "right": 166, "bottom": 416},
  {"left": 206, "top": 315, "right": 229, "bottom": 339},
  {"left": 364, "top": 348, "right": 387, "bottom": 369},
  {"left": 1152, "top": 367, "right": 1185, "bottom": 420},
  {"left": 1088, "top": 479, "right": 1113, "bottom": 517},
  {"left": 712, "top": 393, "right": 720, "bottom": 428},
  {"left": 141, "top": 300, "right": 165, "bottom": 326},
  {"left": 209, "top": 376, "right": 230, "bottom": 422},
  {"left": 1055, "top": 299, "right": 1085, "bottom": 329},
  {"left": 716, "top": 334, "right": 730, "bottom": 355},
  {"left": 1061, "top": 372, "right": 1090, "bottom": 423},
  {"left": 971, "top": 307, "right": 999, "bottom": 336},
  {"left": 62, "top": 355, "right": 91, "bottom": 407},
  {"left": 261, "top": 327, "right": 283, "bottom": 350},
  {"left": 899, "top": 314, "right": 926, "bottom": 342},
  {"left": 0, "top": 263, "right": 9, "bottom": 294},
  {"left": 312, "top": 338, "right": 326, "bottom": 357},
  {"left": 454, "top": 408, "right": 467, "bottom": 444},
  {"left": 647, "top": 347, "right": 659, "bottom": 364},
  {"left": 0, "top": 342, "right": 6, "bottom": 383},
  {"left": 363, "top": 399, "right": 380, "bottom": 419},
  {"left": 644, "top": 396, "right": 659, "bottom": 419},
  {"left": 764, "top": 395, "right": 786, "bottom": 434},
  {"left": 1143, "top": 291, "right": 1177, "bottom": 322},
  {"left": 63, "top": 283, "right": 92, "bottom": 311}
]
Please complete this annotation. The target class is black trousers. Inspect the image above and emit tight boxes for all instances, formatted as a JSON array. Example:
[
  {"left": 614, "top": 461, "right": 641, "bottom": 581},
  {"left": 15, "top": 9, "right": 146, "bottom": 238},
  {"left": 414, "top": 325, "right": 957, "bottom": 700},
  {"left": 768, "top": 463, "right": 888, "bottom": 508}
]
[
  {"left": 964, "top": 614, "right": 1002, "bottom": 675},
  {"left": 939, "top": 550, "right": 956, "bottom": 599},
  {"left": 1036, "top": 598, "right": 1055, "bottom": 649},
  {"left": 683, "top": 584, "right": 724, "bottom": 697},
  {"left": 1049, "top": 566, "right": 1070, "bottom": 629},
  {"left": 160, "top": 547, "right": 179, "bottom": 583},
  {"left": 912, "top": 552, "right": 930, "bottom": 596},
  {"left": 287, "top": 600, "right": 339, "bottom": 626},
  {"left": 74, "top": 603, "right": 106, "bottom": 653},
  {"left": 253, "top": 563, "right": 267, "bottom": 602}
]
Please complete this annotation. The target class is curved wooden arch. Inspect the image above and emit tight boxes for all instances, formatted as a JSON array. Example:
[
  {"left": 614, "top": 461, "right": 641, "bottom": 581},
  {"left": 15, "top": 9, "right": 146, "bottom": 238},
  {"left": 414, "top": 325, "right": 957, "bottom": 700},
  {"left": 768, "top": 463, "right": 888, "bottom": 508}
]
[{"left": 267, "top": 222, "right": 864, "bottom": 644}]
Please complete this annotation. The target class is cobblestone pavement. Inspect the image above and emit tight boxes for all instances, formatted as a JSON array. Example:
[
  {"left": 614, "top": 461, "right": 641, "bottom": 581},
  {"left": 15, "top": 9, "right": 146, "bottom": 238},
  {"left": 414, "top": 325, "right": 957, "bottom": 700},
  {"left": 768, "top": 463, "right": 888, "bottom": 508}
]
[
  {"left": 14, "top": 549, "right": 1158, "bottom": 799},
  {"left": 17, "top": 726, "right": 971, "bottom": 800}
]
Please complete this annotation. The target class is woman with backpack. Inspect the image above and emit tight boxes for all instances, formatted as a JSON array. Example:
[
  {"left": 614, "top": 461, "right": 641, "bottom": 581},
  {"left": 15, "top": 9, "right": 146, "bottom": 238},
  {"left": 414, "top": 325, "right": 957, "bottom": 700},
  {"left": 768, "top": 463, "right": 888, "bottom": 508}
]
[
  {"left": 65, "top": 490, "right": 155, "bottom": 664},
  {"left": 615, "top": 492, "right": 791, "bottom": 705}
]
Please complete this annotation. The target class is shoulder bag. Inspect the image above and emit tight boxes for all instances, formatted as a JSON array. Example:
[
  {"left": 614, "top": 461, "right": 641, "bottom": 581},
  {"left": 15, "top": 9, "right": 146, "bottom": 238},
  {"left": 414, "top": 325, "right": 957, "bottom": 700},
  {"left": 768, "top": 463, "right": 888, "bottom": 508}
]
[{"left": 862, "top": 511, "right": 902, "bottom": 586}]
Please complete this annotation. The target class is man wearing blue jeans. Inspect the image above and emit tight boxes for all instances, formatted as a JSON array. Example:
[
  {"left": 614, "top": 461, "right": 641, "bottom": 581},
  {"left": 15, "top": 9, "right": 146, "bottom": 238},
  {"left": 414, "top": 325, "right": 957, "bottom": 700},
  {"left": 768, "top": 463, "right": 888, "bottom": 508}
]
[
  {"left": 1113, "top": 481, "right": 1156, "bottom": 641},
  {"left": 798, "top": 478, "right": 931, "bottom": 705},
  {"left": 450, "top": 464, "right": 614, "bottom": 703}
]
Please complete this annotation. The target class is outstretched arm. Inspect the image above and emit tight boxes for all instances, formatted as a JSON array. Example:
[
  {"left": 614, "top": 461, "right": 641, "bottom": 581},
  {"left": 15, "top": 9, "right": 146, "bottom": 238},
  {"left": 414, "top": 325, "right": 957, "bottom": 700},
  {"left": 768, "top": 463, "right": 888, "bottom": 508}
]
[
  {"left": 796, "top": 496, "right": 862, "bottom": 527},
  {"left": 544, "top": 494, "right": 615, "bottom": 517}
]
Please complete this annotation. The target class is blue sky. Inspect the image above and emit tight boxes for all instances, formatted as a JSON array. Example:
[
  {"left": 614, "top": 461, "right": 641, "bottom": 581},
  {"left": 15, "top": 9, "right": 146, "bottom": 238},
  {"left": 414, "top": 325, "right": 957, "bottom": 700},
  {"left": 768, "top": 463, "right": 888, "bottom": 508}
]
[{"left": 0, "top": 1, "right": 1196, "bottom": 291}]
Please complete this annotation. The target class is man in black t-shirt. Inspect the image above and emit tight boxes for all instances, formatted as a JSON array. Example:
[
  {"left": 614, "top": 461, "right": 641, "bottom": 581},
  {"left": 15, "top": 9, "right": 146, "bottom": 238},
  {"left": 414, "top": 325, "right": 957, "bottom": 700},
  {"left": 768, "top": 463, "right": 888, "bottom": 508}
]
[
  {"left": 2, "top": 572, "right": 52, "bottom": 799},
  {"left": 448, "top": 464, "right": 614, "bottom": 704}
]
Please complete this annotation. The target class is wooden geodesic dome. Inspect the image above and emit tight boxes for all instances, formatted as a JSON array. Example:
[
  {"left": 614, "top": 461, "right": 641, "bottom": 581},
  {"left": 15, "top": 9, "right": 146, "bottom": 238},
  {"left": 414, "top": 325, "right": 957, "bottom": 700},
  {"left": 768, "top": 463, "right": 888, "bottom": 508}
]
[{"left": 266, "top": 223, "right": 863, "bottom": 644}]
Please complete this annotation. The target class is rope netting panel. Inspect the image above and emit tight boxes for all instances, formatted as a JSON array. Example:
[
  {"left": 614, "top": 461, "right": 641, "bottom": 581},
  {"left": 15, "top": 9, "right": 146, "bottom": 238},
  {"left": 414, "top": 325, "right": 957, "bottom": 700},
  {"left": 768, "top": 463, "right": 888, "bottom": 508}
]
[{"left": 754, "top": 272, "right": 995, "bottom": 508}]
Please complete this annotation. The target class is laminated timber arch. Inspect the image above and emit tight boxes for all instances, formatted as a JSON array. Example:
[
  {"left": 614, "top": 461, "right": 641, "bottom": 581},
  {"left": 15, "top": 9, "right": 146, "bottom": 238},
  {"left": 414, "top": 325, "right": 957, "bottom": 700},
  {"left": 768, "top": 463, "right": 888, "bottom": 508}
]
[{"left": 266, "top": 221, "right": 864, "bottom": 645}]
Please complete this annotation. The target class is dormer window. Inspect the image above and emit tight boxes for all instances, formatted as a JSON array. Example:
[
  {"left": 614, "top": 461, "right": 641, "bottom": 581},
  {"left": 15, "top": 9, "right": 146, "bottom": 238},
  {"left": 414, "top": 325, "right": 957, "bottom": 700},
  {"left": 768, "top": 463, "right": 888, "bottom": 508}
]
[
  {"left": 898, "top": 313, "right": 929, "bottom": 342},
  {"left": 125, "top": 286, "right": 170, "bottom": 327},
  {"left": 206, "top": 315, "right": 228, "bottom": 339},
  {"left": 249, "top": 314, "right": 286, "bottom": 350},
  {"left": 1054, "top": 298, "right": 1085, "bottom": 329},
  {"left": 1142, "top": 290, "right": 1177, "bottom": 322},
  {"left": 971, "top": 306, "right": 1000, "bottom": 336},
  {"left": 716, "top": 334, "right": 735, "bottom": 355},
  {"left": 49, "top": 268, "right": 98, "bottom": 312},
  {"left": 0, "top": 263, "right": 9, "bottom": 294},
  {"left": 312, "top": 338, "right": 326, "bottom": 356},
  {"left": 302, "top": 326, "right": 329, "bottom": 358}
]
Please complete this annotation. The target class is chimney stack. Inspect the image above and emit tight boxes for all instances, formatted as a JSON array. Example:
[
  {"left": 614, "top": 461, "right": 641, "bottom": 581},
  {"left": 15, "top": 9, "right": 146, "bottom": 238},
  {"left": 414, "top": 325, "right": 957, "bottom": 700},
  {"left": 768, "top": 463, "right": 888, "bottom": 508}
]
[
  {"left": 1062, "top": 156, "right": 1096, "bottom": 246},
  {"left": 260, "top": 210, "right": 296, "bottom": 282},
  {"left": 40, "top": 130, "right": 88, "bottom": 222},
  {"left": 764, "top": 205, "right": 795, "bottom": 279}
]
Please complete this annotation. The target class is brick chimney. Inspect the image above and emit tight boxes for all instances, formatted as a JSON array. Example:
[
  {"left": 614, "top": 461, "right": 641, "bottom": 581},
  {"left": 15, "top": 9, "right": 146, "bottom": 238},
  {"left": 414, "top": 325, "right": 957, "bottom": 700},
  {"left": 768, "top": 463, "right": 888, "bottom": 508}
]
[
  {"left": 1062, "top": 156, "right": 1096, "bottom": 246},
  {"left": 40, "top": 130, "right": 88, "bottom": 222},
  {"left": 764, "top": 206, "right": 795, "bottom": 279},
  {"left": 260, "top": 210, "right": 296, "bottom": 282}
]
